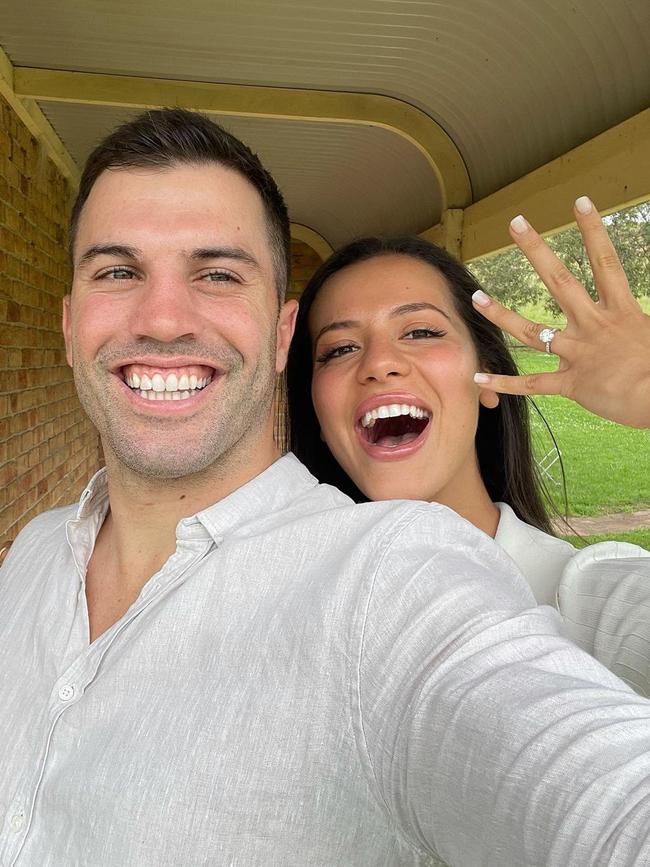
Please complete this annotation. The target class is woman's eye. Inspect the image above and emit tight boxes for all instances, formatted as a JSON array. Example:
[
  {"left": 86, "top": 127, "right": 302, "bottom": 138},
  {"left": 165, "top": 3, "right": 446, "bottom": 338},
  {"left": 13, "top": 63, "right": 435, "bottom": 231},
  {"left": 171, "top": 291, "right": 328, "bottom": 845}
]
[
  {"left": 315, "top": 344, "right": 357, "bottom": 363},
  {"left": 403, "top": 327, "right": 447, "bottom": 340}
]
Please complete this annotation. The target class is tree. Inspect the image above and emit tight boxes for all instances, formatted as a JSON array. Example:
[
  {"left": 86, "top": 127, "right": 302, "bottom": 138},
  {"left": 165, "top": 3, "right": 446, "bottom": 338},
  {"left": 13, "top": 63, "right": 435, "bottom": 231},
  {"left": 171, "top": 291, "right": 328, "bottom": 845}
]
[{"left": 469, "top": 202, "right": 650, "bottom": 315}]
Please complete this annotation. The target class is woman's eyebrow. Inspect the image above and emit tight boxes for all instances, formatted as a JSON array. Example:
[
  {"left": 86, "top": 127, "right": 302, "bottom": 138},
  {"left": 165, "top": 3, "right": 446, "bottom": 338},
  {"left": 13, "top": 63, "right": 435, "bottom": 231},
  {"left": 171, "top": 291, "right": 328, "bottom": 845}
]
[
  {"left": 390, "top": 302, "right": 451, "bottom": 321},
  {"left": 313, "top": 319, "right": 360, "bottom": 343}
]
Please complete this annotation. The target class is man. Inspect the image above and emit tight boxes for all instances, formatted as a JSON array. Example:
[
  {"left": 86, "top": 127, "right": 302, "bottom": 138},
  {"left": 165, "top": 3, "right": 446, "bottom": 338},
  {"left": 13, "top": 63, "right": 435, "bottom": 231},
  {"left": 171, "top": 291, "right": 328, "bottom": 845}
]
[{"left": 2, "top": 108, "right": 650, "bottom": 866}]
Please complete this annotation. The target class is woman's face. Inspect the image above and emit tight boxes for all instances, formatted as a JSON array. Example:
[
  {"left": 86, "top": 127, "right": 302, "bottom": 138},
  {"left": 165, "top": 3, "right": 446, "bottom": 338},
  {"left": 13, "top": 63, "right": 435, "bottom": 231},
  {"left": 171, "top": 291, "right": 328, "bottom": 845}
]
[{"left": 309, "top": 254, "right": 498, "bottom": 508}]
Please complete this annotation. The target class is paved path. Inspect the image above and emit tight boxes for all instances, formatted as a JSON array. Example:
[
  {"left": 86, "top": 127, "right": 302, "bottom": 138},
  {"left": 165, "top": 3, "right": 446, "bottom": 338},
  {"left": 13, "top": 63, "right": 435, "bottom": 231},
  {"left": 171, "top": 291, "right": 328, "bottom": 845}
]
[{"left": 559, "top": 509, "right": 650, "bottom": 536}]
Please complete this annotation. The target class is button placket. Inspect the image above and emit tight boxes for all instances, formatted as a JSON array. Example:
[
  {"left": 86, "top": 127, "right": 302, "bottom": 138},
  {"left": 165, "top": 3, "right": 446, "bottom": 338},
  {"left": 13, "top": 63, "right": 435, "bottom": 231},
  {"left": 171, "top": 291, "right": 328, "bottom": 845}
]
[
  {"left": 58, "top": 684, "right": 76, "bottom": 702},
  {"left": 9, "top": 811, "right": 25, "bottom": 833}
]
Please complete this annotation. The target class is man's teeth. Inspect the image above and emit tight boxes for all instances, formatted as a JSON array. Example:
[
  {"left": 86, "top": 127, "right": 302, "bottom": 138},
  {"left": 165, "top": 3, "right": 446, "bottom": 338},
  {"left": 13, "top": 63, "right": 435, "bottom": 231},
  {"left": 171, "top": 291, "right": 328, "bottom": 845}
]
[
  {"left": 125, "top": 371, "right": 212, "bottom": 401},
  {"left": 361, "top": 404, "right": 430, "bottom": 428}
]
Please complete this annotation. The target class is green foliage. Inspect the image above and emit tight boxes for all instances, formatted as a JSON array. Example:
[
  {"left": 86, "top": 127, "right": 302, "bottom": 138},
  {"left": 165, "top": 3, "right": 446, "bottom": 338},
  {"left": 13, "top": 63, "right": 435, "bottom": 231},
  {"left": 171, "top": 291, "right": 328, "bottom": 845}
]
[{"left": 469, "top": 202, "right": 650, "bottom": 316}]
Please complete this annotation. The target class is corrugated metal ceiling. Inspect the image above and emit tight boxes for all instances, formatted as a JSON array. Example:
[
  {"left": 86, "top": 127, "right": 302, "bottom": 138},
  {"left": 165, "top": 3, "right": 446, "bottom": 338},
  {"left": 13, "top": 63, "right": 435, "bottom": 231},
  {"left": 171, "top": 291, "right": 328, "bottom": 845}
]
[{"left": 1, "top": 0, "right": 648, "bottom": 247}]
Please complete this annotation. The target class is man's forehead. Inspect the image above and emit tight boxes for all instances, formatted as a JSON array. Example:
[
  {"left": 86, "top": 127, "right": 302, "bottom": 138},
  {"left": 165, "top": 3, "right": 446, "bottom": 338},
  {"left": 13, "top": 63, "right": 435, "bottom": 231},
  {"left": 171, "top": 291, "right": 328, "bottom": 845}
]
[
  {"left": 85, "top": 162, "right": 265, "bottom": 210},
  {"left": 75, "top": 163, "right": 272, "bottom": 258}
]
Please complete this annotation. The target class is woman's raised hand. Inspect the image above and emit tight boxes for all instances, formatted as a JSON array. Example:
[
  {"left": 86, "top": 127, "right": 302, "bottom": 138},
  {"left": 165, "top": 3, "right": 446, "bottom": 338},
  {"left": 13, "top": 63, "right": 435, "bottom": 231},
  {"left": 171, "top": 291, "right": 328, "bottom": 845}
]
[{"left": 472, "top": 197, "right": 650, "bottom": 429}]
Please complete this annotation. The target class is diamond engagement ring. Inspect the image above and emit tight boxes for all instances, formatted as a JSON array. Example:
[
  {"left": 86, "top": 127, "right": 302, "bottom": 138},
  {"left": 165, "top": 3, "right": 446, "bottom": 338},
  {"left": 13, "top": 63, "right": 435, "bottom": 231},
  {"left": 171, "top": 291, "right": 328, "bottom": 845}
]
[{"left": 539, "top": 327, "right": 559, "bottom": 354}]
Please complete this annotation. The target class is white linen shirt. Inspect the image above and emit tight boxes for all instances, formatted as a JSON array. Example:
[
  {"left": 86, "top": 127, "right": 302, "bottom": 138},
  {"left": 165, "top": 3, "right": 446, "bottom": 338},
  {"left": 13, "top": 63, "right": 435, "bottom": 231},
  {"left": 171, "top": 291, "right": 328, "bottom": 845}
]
[
  {"left": 4, "top": 454, "right": 650, "bottom": 866},
  {"left": 495, "top": 502, "right": 650, "bottom": 695}
]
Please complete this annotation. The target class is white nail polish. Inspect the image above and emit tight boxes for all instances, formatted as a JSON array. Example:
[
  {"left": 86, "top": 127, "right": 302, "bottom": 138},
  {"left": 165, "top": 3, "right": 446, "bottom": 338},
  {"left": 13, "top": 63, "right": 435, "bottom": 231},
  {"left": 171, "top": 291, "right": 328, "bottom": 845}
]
[
  {"left": 472, "top": 289, "right": 491, "bottom": 307},
  {"left": 510, "top": 215, "right": 529, "bottom": 234},
  {"left": 575, "top": 195, "right": 593, "bottom": 214},
  {"left": 474, "top": 372, "right": 490, "bottom": 384}
]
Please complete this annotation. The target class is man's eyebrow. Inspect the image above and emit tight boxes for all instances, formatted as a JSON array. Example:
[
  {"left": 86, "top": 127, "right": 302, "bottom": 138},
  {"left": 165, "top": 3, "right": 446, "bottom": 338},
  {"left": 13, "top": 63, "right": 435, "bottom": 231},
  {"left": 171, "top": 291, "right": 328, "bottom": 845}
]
[
  {"left": 190, "top": 247, "right": 261, "bottom": 269},
  {"left": 390, "top": 301, "right": 451, "bottom": 321},
  {"left": 76, "top": 244, "right": 142, "bottom": 267},
  {"left": 313, "top": 319, "right": 360, "bottom": 344}
]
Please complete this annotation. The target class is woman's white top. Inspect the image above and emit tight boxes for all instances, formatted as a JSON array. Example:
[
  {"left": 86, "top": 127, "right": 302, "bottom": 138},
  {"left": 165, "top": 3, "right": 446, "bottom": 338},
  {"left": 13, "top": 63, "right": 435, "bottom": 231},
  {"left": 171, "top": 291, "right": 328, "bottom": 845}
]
[{"left": 495, "top": 502, "right": 650, "bottom": 696}]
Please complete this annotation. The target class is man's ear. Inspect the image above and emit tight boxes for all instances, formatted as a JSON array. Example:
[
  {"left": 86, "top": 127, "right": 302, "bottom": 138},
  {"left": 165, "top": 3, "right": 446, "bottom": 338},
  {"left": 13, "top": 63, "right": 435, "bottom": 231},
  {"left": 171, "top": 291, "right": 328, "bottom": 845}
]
[
  {"left": 62, "top": 294, "right": 74, "bottom": 367},
  {"left": 275, "top": 299, "right": 299, "bottom": 373}
]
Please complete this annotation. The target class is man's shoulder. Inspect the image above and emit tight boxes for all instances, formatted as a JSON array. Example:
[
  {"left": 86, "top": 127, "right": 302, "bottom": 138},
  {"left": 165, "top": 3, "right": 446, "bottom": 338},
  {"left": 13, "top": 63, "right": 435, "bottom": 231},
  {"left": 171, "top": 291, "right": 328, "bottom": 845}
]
[
  {"left": 275, "top": 482, "right": 497, "bottom": 559},
  {"left": 1, "top": 502, "right": 78, "bottom": 573}
]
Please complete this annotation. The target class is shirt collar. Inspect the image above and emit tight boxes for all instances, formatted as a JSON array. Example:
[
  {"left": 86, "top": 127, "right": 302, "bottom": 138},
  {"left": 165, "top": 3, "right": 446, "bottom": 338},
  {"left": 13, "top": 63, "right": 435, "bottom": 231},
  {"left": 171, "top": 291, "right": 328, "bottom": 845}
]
[
  {"left": 72, "top": 453, "right": 319, "bottom": 545},
  {"left": 76, "top": 467, "right": 110, "bottom": 519},
  {"left": 189, "top": 453, "right": 319, "bottom": 543}
]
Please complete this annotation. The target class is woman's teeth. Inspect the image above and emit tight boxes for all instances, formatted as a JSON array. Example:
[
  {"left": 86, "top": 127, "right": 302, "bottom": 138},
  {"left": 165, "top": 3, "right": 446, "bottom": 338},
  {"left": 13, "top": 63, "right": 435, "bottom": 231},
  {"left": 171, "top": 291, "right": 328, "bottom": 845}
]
[
  {"left": 361, "top": 404, "right": 429, "bottom": 428},
  {"left": 124, "top": 371, "right": 212, "bottom": 401}
]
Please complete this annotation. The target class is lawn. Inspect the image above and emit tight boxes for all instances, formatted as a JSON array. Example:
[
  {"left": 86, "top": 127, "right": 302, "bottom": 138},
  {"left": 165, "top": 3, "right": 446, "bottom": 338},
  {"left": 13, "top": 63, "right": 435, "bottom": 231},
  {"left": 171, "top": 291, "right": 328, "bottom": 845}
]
[
  {"left": 512, "top": 347, "right": 650, "bottom": 519},
  {"left": 562, "top": 529, "right": 650, "bottom": 550}
]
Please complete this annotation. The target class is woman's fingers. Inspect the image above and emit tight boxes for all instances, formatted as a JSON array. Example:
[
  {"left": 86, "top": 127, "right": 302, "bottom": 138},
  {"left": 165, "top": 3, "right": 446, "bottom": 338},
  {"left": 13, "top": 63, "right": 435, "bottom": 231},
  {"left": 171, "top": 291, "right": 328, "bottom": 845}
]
[
  {"left": 508, "top": 213, "right": 589, "bottom": 321},
  {"left": 472, "top": 290, "right": 564, "bottom": 354},
  {"left": 573, "top": 197, "right": 632, "bottom": 310},
  {"left": 474, "top": 370, "right": 566, "bottom": 397}
]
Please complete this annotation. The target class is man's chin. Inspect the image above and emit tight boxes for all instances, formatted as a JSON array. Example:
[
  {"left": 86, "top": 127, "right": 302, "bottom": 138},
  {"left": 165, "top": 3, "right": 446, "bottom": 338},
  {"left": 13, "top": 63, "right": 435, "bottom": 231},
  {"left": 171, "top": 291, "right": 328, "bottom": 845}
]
[{"left": 106, "top": 444, "right": 227, "bottom": 483}]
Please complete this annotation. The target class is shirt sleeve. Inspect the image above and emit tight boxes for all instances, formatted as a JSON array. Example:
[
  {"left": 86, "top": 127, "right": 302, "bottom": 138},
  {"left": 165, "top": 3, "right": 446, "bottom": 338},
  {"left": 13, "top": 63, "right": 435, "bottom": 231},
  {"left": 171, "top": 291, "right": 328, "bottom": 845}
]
[
  {"left": 355, "top": 505, "right": 650, "bottom": 867},
  {"left": 558, "top": 541, "right": 650, "bottom": 696}
]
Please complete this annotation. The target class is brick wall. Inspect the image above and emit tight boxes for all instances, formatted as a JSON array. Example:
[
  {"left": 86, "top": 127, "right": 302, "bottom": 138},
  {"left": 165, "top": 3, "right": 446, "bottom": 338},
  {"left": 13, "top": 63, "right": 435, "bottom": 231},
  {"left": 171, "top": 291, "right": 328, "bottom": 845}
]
[{"left": 0, "top": 94, "right": 102, "bottom": 542}]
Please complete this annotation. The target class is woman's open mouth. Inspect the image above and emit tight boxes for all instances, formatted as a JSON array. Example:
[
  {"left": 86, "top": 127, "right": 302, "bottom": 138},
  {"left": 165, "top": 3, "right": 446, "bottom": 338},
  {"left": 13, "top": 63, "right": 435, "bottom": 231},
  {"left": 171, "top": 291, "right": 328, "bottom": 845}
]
[{"left": 358, "top": 403, "right": 431, "bottom": 451}]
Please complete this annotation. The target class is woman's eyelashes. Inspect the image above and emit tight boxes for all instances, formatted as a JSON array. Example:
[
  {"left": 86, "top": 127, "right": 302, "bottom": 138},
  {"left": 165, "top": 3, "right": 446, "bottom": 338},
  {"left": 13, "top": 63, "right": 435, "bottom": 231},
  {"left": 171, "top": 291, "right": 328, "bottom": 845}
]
[
  {"left": 315, "top": 327, "right": 447, "bottom": 364},
  {"left": 403, "top": 327, "right": 447, "bottom": 340},
  {"left": 315, "top": 342, "right": 358, "bottom": 364}
]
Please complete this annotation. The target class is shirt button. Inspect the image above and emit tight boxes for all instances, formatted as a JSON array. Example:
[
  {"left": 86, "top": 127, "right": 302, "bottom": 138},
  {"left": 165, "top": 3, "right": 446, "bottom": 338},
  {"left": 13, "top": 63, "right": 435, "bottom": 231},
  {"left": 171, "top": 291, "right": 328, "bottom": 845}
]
[
  {"left": 10, "top": 813, "right": 25, "bottom": 833},
  {"left": 58, "top": 684, "right": 75, "bottom": 702}
]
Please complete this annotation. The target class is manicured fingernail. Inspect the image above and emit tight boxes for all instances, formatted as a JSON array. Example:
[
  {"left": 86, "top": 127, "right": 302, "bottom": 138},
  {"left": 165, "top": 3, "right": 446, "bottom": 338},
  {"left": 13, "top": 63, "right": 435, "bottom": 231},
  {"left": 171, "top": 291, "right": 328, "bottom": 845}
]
[
  {"left": 472, "top": 289, "right": 491, "bottom": 307},
  {"left": 575, "top": 195, "right": 593, "bottom": 214},
  {"left": 510, "top": 214, "right": 529, "bottom": 234},
  {"left": 474, "top": 372, "right": 490, "bottom": 384}
]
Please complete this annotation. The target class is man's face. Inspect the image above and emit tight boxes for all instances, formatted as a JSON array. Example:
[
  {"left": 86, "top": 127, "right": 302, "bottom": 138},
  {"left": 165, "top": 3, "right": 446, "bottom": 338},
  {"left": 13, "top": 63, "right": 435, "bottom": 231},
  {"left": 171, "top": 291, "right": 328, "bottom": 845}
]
[{"left": 64, "top": 163, "right": 296, "bottom": 480}]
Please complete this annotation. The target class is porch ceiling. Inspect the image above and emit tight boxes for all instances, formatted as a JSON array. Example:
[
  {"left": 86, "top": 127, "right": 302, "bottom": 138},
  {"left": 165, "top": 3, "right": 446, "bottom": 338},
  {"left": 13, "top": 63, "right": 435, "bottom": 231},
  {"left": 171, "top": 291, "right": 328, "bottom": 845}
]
[{"left": 1, "top": 0, "right": 649, "bottom": 255}]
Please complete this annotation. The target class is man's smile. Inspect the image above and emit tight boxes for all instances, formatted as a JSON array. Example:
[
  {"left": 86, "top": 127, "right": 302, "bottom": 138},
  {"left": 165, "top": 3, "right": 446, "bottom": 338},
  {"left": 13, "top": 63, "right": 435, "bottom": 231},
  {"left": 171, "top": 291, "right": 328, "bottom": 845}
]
[{"left": 120, "top": 363, "right": 215, "bottom": 401}]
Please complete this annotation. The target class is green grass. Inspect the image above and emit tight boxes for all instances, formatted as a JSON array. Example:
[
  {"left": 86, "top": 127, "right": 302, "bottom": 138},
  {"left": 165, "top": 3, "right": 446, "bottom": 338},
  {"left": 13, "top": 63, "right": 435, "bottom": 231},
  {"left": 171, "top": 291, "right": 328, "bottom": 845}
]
[
  {"left": 560, "top": 529, "right": 650, "bottom": 551},
  {"left": 513, "top": 348, "right": 650, "bottom": 517}
]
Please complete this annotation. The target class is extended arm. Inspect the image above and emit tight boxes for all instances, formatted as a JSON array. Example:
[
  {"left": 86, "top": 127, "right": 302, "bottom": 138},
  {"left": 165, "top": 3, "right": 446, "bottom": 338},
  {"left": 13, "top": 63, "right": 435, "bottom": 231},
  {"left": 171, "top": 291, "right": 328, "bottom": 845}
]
[{"left": 358, "top": 507, "right": 650, "bottom": 866}]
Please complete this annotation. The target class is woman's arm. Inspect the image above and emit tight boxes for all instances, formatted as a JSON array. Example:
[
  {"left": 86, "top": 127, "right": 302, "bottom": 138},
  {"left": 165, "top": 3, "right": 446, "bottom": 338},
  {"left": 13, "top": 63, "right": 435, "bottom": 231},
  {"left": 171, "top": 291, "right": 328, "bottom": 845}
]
[{"left": 471, "top": 196, "right": 650, "bottom": 429}]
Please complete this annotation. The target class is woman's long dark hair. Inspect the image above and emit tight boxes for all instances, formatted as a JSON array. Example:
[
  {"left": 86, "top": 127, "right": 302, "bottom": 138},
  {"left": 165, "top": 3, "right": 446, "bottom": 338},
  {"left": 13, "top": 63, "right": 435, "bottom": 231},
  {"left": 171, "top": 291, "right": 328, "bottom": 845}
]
[{"left": 286, "top": 235, "right": 560, "bottom": 534}]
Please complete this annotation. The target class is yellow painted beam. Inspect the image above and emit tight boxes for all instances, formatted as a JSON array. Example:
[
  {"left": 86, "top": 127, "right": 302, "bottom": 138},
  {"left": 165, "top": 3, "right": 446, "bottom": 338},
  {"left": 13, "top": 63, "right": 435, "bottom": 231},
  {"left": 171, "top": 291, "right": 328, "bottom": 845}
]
[
  {"left": 461, "top": 107, "right": 650, "bottom": 261},
  {"left": 13, "top": 66, "right": 470, "bottom": 211},
  {"left": 289, "top": 223, "right": 333, "bottom": 261},
  {"left": 420, "top": 209, "right": 463, "bottom": 258},
  {"left": 0, "top": 49, "right": 79, "bottom": 186}
]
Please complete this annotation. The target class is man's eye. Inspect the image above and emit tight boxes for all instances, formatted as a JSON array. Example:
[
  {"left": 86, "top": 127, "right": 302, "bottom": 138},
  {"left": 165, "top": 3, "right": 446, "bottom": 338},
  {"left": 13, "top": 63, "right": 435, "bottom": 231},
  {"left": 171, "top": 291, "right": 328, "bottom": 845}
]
[
  {"left": 204, "top": 271, "right": 237, "bottom": 283},
  {"left": 99, "top": 266, "right": 136, "bottom": 280},
  {"left": 315, "top": 344, "right": 357, "bottom": 363},
  {"left": 403, "top": 327, "right": 447, "bottom": 339}
]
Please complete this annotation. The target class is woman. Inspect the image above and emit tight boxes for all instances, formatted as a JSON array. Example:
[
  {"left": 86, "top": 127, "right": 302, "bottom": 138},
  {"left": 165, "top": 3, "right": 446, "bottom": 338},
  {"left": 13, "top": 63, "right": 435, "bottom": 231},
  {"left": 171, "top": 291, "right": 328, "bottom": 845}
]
[{"left": 287, "top": 198, "right": 650, "bottom": 693}]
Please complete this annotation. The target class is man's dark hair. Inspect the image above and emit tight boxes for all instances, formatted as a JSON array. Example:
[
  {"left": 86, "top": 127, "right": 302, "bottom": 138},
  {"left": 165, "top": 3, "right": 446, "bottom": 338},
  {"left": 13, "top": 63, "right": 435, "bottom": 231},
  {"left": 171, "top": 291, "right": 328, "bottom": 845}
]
[{"left": 69, "top": 108, "right": 291, "bottom": 300}]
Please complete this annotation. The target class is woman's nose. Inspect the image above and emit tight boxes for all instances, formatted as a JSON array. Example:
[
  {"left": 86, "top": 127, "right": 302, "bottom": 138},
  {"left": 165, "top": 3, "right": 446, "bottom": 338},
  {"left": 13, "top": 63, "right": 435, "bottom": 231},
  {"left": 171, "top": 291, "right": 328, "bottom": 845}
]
[{"left": 357, "top": 340, "right": 411, "bottom": 383}]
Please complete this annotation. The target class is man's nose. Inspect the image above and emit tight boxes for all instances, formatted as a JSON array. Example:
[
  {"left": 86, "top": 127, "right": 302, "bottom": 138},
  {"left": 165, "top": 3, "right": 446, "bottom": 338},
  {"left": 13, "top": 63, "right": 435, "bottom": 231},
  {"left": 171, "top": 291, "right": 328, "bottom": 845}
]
[
  {"left": 129, "top": 275, "right": 197, "bottom": 343},
  {"left": 357, "top": 339, "right": 411, "bottom": 383}
]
